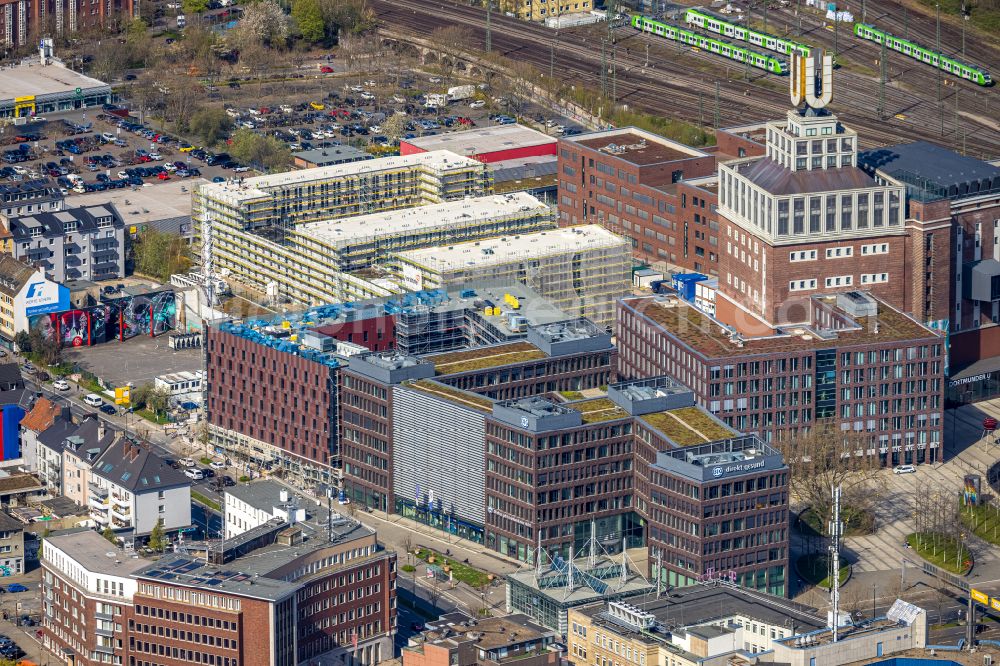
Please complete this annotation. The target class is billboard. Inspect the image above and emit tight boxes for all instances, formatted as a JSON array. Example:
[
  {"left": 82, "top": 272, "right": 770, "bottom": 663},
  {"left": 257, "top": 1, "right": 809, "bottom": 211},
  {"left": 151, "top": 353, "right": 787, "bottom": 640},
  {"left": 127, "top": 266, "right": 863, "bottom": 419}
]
[
  {"left": 23, "top": 280, "right": 70, "bottom": 317},
  {"left": 963, "top": 474, "right": 981, "bottom": 507}
]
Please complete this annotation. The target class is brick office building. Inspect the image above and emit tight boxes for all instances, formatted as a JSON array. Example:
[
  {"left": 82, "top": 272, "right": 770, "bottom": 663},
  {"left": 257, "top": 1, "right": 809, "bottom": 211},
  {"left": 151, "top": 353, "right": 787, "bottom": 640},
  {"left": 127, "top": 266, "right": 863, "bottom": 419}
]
[
  {"left": 205, "top": 321, "right": 341, "bottom": 487},
  {"left": 42, "top": 531, "right": 146, "bottom": 666},
  {"left": 556, "top": 126, "right": 766, "bottom": 276},
  {"left": 43, "top": 495, "right": 396, "bottom": 666},
  {"left": 859, "top": 141, "right": 1000, "bottom": 375},
  {"left": 340, "top": 319, "right": 618, "bottom": 520},
  {"left": 617, "top": 293, "right": 944, "bottom": 464}
]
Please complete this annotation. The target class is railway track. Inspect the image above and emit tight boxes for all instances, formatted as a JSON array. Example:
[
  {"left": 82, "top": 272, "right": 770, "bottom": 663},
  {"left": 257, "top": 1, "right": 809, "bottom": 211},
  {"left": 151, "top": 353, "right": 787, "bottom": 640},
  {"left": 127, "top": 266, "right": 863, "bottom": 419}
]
[{"left": 374, "top": 0, "right": 1000, "bottom": 154}]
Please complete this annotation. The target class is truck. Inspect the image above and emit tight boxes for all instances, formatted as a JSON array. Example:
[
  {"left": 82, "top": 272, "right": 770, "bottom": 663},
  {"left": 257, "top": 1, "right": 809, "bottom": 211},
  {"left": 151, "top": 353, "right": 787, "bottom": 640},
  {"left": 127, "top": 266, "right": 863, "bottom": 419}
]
[
  {"left": 176, "top": 14, "right": 186, "bottom": 27},
  {"left": 424, "top": 93, "right": 449, "bottom": 109},
  {"left": 447, "top": 85, "right": 476, "bottom": 101}
]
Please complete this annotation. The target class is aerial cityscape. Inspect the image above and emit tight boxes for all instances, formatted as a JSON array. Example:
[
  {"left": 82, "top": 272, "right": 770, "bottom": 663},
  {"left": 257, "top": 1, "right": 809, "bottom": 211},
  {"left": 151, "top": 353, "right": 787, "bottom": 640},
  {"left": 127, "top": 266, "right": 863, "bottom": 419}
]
[{"left": 0, "top": 0, "right": 989, "bottom": 663}]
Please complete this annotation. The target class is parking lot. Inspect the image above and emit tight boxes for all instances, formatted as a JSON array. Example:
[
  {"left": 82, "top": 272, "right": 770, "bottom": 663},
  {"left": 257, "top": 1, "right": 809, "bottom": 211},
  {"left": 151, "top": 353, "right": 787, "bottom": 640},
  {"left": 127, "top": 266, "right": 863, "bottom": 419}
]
[{"left": 63, "top": 332, "right": 203, "bottom": 389}]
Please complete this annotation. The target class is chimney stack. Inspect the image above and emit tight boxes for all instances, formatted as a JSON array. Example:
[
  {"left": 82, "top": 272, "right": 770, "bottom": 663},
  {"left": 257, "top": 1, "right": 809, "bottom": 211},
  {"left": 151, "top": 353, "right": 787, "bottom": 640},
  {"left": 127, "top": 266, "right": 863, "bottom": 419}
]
[{"left": 98, "top": 420, "right": 106, "bottom": 441}]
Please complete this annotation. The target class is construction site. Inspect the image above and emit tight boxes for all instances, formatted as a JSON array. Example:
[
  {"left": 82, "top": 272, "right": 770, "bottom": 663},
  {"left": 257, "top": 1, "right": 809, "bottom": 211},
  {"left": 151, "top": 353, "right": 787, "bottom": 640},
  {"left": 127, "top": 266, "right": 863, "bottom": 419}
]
[{"left": 394, "top": 225, "right": 631, "bottom": 326}]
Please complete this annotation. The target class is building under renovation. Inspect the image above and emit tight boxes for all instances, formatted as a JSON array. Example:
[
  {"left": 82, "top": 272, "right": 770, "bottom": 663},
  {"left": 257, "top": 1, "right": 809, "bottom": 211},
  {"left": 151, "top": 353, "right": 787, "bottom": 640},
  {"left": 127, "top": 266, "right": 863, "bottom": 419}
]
[
  {"left": 393, "top": 224, "right": 631, "bottom": 326},
  {"left": 193, "top": 150, "right": 492, "bottom": 299}
]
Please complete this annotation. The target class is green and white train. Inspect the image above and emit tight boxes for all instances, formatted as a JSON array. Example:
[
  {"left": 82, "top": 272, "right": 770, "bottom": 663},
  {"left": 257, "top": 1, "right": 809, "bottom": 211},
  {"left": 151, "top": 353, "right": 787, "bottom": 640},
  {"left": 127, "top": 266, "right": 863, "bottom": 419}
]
[
  {"left": 854, "top": 23, "right": 991, "bottom": 86},
  {"left": 684, "top": 7, "right": 812, "bottom": 58},
  {"left": 631, "top": 14, "right": 788, "bottom": 74}
]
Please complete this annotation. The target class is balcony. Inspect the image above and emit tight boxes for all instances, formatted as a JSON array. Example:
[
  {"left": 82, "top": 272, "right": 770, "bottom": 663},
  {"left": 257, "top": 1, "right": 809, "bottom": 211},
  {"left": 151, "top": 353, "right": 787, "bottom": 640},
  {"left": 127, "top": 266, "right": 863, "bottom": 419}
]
[
  {"left": 94, "top": 643, "right": 114, "bottom": 655},
  {"left": 88, "top": 483, "right": 108, "bottom": 498},
  {"left": 110, "top": 504, "right": 130, "bottom": 521},
  {"left": 95, "top": 611, "right": 113, "bottom": 621},
  {"left": 95, "top": 626, "right": 113, "bottom": 637},
  {"left": 111, "top": 493, "right": 129, "bottom": 508},
  {"left": 111, "top": 516, "right": 131, "bottom": 529},
  {"left": 91, "top": 512, "right": 109, "bottom": 525}
]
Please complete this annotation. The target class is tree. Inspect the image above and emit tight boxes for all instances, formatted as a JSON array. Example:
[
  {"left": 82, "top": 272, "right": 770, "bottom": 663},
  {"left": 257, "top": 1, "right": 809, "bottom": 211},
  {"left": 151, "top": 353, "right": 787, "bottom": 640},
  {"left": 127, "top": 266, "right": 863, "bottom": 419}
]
[
  {"left": 381, "top": 113, "right": 408, "bottom": 143},
  {"left": 318, "top": 0, "right": 374, "bottom": 37},
  {"left": 132, "top": 228, "right": 191, "bottom": 281},
  {"left": 148, "top": 519, "right": 166, "bottom": 553},
  {"left": 291, "top": 0, "right": 325, "bottom": 42},
  {"left": 102, "top": 526, "right": 117, "bottom": 543},
  {"left": 783, "top": 424, "right": 881, "bottom": 537},
  {"left": 147, "top": 387, "right": 171, "bottom": 419},
  {"left": 228, "top": 128, "right": 291, "bottom": 172},
  {"left": 229, "top": 0, "right": 289, "bottom": 47},
  {"left": 131, "top": 383, "right": 154, "bottom": 411},
  {"left": 190, "top": 107, "right": 233, "bottom": 146},
  {"left": 182, "top": 0, "right": 209, "bottom": 13}
]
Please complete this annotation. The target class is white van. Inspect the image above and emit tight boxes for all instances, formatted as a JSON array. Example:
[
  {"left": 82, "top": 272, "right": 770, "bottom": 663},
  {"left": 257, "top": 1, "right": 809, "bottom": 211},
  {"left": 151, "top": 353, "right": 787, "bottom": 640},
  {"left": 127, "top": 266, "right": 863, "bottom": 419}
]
[{"left": 83, "top": 393, "right": 103, "bottom": 407}]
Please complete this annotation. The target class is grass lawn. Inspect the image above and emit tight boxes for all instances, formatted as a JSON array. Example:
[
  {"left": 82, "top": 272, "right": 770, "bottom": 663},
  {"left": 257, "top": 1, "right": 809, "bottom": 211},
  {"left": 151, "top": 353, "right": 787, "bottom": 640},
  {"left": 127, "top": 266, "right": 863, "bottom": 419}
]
[
  {"left": 798, "top": 506, "right": 873, "bottom": 538},
  {"left": 906, "top": 532, "right": 973, "bottom": 575},
  {"left": 413, "top": 548, "right": 492, "bottom": 588},
  {"left": 959, "top": 502, "right": 1000, "bottom": 547},
  {"left": 796, "top": 553, "right": 851, "bottom": 589},
  {"left": 191, "top": 491, "right": 221, "bottom": 512},
  {"left": 78, "top": 376, "right": 105, "bottom": 394},
  {"left": 137, "top": 409, "right": 171, "bottom": 425}
]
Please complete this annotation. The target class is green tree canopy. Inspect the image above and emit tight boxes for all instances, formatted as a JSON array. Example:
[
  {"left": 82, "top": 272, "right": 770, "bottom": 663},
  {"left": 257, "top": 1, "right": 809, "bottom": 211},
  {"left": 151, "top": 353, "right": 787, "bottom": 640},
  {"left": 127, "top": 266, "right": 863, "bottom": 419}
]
[
  {"left": 182, "top": 0, "right": 209, "bottom": 13},
  {"left": 148, "top": 519, "right": 166, "bottom": 553},
  {"left": 228, "top": 128, "right": 291, "bottom": 172},
  {"left": 132, "top": 228, "right": 191, "bottom": 281},
  {"left": 102, "top": 526, "right": 117, "bottom": 543},
  {"left": 292, "top": 0, "right": 325, "bottom": 42},
  {"left": 190, "top": 107, "right": 233, "bottom": 146}
]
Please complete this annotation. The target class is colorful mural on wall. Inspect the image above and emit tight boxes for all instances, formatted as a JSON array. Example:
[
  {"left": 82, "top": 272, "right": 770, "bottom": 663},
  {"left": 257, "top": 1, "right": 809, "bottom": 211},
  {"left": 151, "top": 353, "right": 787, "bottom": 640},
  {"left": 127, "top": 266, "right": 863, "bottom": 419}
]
[{"left": 28, "top": 290, "right": 177, "bottom": 347}]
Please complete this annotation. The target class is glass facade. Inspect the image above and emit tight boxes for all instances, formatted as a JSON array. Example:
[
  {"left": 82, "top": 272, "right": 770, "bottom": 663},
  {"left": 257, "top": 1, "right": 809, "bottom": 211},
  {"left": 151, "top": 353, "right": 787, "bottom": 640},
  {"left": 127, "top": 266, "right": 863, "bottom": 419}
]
[
  {"left": 395, "top": 498, "right": 485, "bottom": 544},
  {"left": 814, "top": 349, "right": 837, "bottom": 419}
]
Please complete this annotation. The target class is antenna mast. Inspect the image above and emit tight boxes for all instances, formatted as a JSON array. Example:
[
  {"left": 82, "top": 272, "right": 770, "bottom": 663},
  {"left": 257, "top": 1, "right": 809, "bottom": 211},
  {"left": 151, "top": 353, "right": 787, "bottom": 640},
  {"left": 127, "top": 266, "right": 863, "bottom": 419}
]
[{"left": 829, "top": 485, "right": 843, "bottom": 642}]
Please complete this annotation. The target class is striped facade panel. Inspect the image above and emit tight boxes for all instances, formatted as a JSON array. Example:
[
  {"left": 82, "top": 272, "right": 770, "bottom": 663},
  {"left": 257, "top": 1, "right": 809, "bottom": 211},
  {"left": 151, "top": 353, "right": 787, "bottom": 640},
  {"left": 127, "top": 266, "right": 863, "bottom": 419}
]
[{"left": 391, "top": 387, "right": 486, "bottom": 524}]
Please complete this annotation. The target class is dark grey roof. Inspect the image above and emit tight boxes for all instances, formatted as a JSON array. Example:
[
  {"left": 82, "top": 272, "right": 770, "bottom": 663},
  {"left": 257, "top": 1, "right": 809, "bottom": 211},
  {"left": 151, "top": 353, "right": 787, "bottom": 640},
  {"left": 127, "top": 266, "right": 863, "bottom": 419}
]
[
  {"left": 59, "top": 417, "right": 116, "bottom": 462},
  {"left": 91, "top": 437, "right": 189, "bottom": 492},
  {"left": 0, "top": 179, "right": 60, "bottom": 201},
  {"left": 0, "top": 363, "right": 23, "bottom": 390},
  {"left": 36, "top": 415, "right": 78, "bottom": 453},
  {"left": 738, "top": 158, "right": 876, "bottom": 195},
  {"left": 860, "top": 141, "right": 1000, "bottom": 201},
  {"left": 293, "top": 146, "right": 370, "bottom": 166},
  {"left": 7, "top": 203, "right": 123, "bottom": 242},
  {"left": 0, "top": 510, "right": 22, "bottom": 533},
  {"left": 582, "top": 585, "right": 825, "bottom": 634}
]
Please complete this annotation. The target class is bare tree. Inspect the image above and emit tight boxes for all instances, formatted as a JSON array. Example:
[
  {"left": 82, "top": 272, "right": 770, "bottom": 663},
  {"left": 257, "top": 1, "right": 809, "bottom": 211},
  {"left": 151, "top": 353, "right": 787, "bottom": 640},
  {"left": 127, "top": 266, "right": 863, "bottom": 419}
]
[{"left": 783, "top": 424, "right": 882, "bottom": 536}]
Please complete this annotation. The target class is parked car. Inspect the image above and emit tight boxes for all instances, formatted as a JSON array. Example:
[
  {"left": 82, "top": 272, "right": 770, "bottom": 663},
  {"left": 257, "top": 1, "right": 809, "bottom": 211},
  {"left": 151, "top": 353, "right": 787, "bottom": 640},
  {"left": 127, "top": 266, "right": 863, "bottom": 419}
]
[
  {"left": 6, "top": 584, "right": 27, "bottom": 593},
  {"left": 83, "top": 393, "right": 103, "bottom": 407},
  {"left": 178, "top": 457, "right": 196, "bottom": 467},
  {"left": 184, "top": 468, "right": 204, "bottom": 480},
  {"left": 892, "top": 465, "right": 916, "bottom": 475},
  {"left": 209, "top": 460, "right": 226, "bottom": 470},
  {"left": 99, "top": 404, "right": 117, "bottom": 415}
]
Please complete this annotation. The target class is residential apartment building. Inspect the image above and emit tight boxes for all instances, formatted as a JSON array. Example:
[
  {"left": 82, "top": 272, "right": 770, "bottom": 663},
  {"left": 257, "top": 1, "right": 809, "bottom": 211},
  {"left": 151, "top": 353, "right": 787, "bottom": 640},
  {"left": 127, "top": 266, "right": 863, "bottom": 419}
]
[
  {"left": 193, "top": 150, "right": 491, "bottom": 300},
  {"left": 0, "top": 180, "right": 63, "bottom": 243},
  {"left": 19, "top": 395, "right": 61, "bottom": 474},
  {"left": 0, "top": 0, "right": 134, "bottom": 48},
  {"left": 42, "top": 489, "right": 397, "bottom": 666},
  {"left": 0, "top": 253, "right": 68, "bottom": 344},
  {"left": 87, "top": 436, "right": 191, "bottom": 537},
  {"left": 0, "top": 510, "right": 24, "bottom": 575},
  {"left": 499, "top": 0, "right": 591, "bottom": 21},
  {"left": 42, "top": 530, "right": 145, "bottom": 666},
  {"left": 394, "top": 224, "right": 631, "bottom": 326},
  {"left": 403, "top": 612, "right": 559, "bottom": 666},
  {"left": 617, "top": 292, "right": 944, "bottom": 463},
  {"left": 222, "top": 481, "right": 306, "bottom": 540},
  {"left": 6, "top": 203, "right": 126, "bottom": 283}
]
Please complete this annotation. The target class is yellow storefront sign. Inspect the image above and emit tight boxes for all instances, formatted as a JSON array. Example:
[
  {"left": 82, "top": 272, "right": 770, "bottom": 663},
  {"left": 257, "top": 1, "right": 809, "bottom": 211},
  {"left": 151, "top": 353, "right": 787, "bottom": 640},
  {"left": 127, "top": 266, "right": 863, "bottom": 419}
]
[
  {"left": 115, "top": 386, "right": 131, "bottom": 406},
  {"left": 13, "top": 95, "right": 35, "bottom": 117}
]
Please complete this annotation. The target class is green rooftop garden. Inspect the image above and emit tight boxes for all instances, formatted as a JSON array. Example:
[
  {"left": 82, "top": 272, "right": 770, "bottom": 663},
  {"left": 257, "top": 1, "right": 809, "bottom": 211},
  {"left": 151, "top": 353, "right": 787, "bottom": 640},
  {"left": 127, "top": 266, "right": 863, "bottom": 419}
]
[
  {"left": 429, "top": 342, "right": 547, "bottom": 375},
  {"left": 640, "top": 410, "right": 711, "bottom": 446},
  {"left": 567, "top": 398, "right": 628, "bottom": 423},
  {"left": 668, "top": 407, "right": 734, "bottom": 441},
  {"left": 408, "top": 380, "right": 494, "bottom": 413}
]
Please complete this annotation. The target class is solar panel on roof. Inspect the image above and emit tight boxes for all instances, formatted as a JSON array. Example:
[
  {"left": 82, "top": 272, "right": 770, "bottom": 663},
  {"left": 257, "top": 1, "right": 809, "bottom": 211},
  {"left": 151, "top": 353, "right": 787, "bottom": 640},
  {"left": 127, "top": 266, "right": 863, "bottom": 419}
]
[
  {"left": 205, "top": 578, "right": 222, "bottom": 586},
  {"left": 144, "top": 570, "right": 162, "bottom": 576},
  {"left": 178, "top": 561, "right": 201, "bottom": 573},
  {"left": 189, "top": 578, "right": 207, "bottom": 584},
  {"left": 160, "top": 573, "right": 175, "bottom": 580}
]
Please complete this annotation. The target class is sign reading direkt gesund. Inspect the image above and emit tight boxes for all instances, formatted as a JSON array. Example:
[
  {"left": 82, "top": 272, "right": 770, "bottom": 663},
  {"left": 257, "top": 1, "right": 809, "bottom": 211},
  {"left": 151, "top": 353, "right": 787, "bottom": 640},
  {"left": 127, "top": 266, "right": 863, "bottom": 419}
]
[
  {"left": 654, "top": 448, "right": 786, "bottom": 482},
  {"left": 23, "top": 280, "right": 70, "bottom": 317}
]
